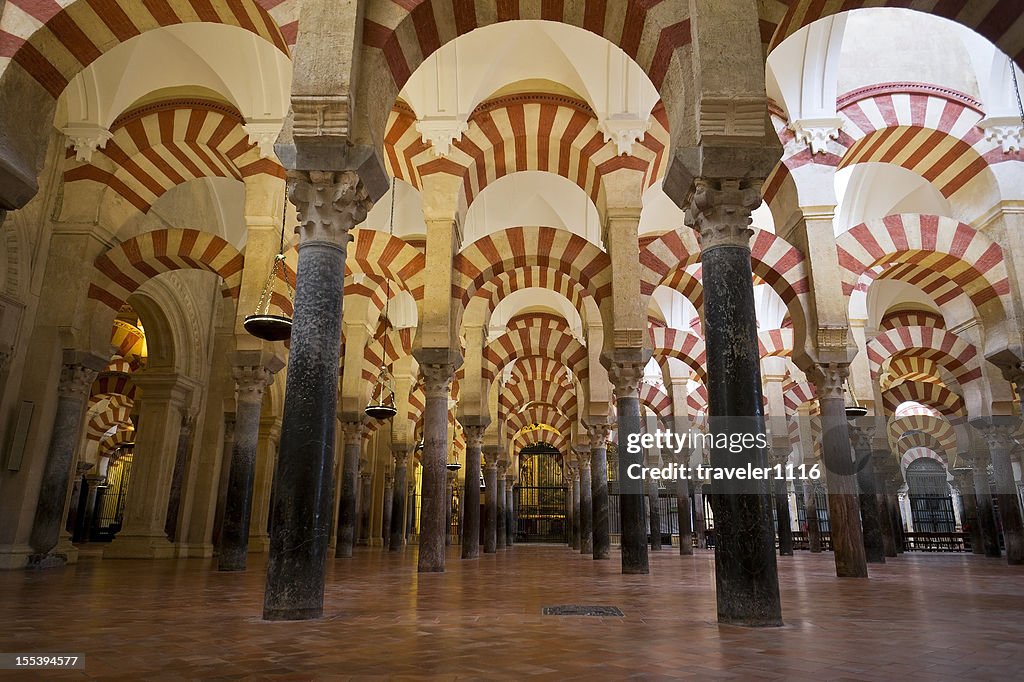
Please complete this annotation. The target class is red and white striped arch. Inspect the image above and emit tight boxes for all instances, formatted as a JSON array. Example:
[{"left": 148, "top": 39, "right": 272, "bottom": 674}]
[
  {"left": 98, "top": 426, "right": 134, "bottom": 459},
  {"left": 88, "top": 228, "right": 244, "bottom": 311},
  {"left": 783, "top": 379, "right": 816, "bottom": 415},
  {"left": 482, "top": 324, "right": 589, "bottom": 384},
  {"left": 86, "top": 394, "right": 133, "bottom": 441},
  {"left": 88, "top": 371, "right": 136, "bottom": 411},
  {"left": 638, "top": 382, "right": 672, "bottom": 420},
  {"left": 63, "top": 100, "right": 283, "bottom": 214},
  {"left": 500, "top": 380, "right": 578, "bottom": 422},
  {"left": 836, "top": 214, "right": 1012, "bottom": 323},
  {"left": 649, "top": 327, "right": 706, "bottom": 382},
  {"left": 891, "top": 417, "right": 957, "bottom": 465},
  {"left": 0, "top": 0, "right": 294, "bottom": 100},
  {"left": 508, "top": 356, "right": 574, "bottom": 388},
  {"left": 879, "top": 309, "right": 945, "bottom": 331},
  {"left": 879, "top": 356, "right": 944, "bottom": 391},
  {"left": 881, "top": 381, "right": 965, "bottom": 421},
  {"left": 507, "top": 404, "right": 572, "bottom": 437},
  {"left": 512, "top": 426, "right": 567, "bottom": 455},
  {"left": 867, "top": 326, "right": 981, "bottom": 386},
  {"left": 758, "top": 328, "right": 793, "bottom": 358}
]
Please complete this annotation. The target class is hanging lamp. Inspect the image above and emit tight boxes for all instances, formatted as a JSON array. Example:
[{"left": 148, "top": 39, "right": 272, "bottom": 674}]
[
  {"left": 243, "top": 189, "right": 293, "bottom": 341},
  {"left": 446, "top": 422, "right": 462, "bottom": 472},
  {"left": 364, "top": 183, "right": 399, "bottom": 420},
  {"left": 844, "top": 379, "right": 868, "bottom": 419}
]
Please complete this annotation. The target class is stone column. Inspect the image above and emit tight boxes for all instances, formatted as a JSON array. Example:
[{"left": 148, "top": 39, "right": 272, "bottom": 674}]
[
  {"left": 381, "top": 471, "right": 394, "bottom": 549},
  {"left": 952, "top": 466, "right": 983, "bottom": 555},
  {"left": 577, "top": 451, "right": 593, "bottom": 555},
  {"left": 647, "top": 475, "right": 662, "bottom": 551},
  {"left": 445, "top": 471, "right": 456, "bottom": 547},
  {"left": 803, "top": 480, "right": 822, "bottom": 553},
  {"left": 335, "top": 420, "right": 362, "bottom": 559},
  {"left": 974, "top": 422, "right": 1024, "bottom": 564},
  {"left": 588, "top": 424, "right": 612, "bottom": 559},
  {"left": 965, "top": 449, "right": 1003, "bottom": 558},
  {"left": 164, "top": 413, "right": 195, "bottom": 543},
  {"left": 483, "top": 455, "right": 498, "bottom": 553},
  {"left": 609, "top": 360, "right": 649, "bottom": 574},
  {"left": 674, "top": 466, "right": 693, "bottom": 555},
  {"left": 693, "top": 483, "right": 707, "bottom": 549},
  {"left": 28, "top": 356, "right": 105, "bottom": 565},
  {"left": 389, "top": 451, "right": 409, "bottom": 551},
  {"left": 218, "top": 365, "right": 274, "bottom": 571},
  {"left": 569, "top": 466, "right": 580, "bottom": 550},
  {"left": 416, "top": 361, "right": 455, "bottom": 572},
  {"left": 770, "top": 448, "right": 794, "bottom": 557},
  {"left": 212, "top": 414, "right": 235, "bottom": 550},
  {"left": 496, "top": 462, "right": 508, "bottom": 549},
  {"left": 849, "top": 424, "right": 885, "bottom": 564},
  {"left": 461, "top": 425, "right": 485, "bottom": 558},
  {"left": 358, "top": 470, "right": 373, "bottom": 546},
  {"left": 263, "top": 170, "right": 371, "bottom": 621},
  {"left": 813, "top": 364, "right": 867, "bottom": 578},
  {"left": 406, "top": 479, "right": 416, "bottom": 540},
  {"left": 687, "top": 178, "right": 778, "bottom": 622},
  {"left": 505, "top": 474, "right": 515, "bottom": 547},
  {"left": 873, "top": 452, "right": 898, "bottom": 557}
]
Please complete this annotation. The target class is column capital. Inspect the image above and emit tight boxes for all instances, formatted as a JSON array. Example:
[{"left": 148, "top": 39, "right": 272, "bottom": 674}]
[
  {"left": 847, "top": 423, "right": 875, "bottom": 453},
  {"left": 340, "top": 420, "right": 362, "bottom": 445},
  {"left": 419, "top": 362, "right": 455, "bottom": 399},
  {"left": 607, "top": 360, "right": 645, "bottom": 398},
  {"left": 57, "top": 362, "right": 102, "bottom": 401},
  {"left": 970, "top": 418, "right": 1019, "bottom": 451},
  {"left": 586, "top": 422, "right": 613, "bottom": 446},
  {"left": 360, "top": 471, "right": 372, "bottom": 484},
  {"left": 288, "top": 169, "right": 371, "bottom": 245},
  {"left": 393, "top": 449, "right": 410, "bottom": 466},
  {"left": 685, "top": 177, "right": 761, "bottom": 251},
  {"left": 810, "top": 362, "right": 849, "bottom": 400},
  {"left": 576, "top": 451, "right": 592, "bottom": 469},
  {"left": 233, "top": 365, "right": 275, "bottom": 404},
  {"left": 462, "top": 424, "right": 487, "bottom": 447},
  {"left": 769, "top": 447, "right": 791, "bottom": 467}
]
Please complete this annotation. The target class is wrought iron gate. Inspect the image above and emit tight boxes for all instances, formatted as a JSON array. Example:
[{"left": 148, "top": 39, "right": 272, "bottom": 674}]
[
  {"left": 515, "top": 486, "right": 567, "bottom": 542},
  {"left": 93, "top": 451, "right": 133, "bottom": 541}
]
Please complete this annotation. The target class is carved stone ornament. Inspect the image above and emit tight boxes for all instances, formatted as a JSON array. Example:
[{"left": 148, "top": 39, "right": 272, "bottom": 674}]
[
  {"left": 62, "top": 123, "right": 114, "bottom": 163},
  {"left": 788, "top": 117, "right": 843, "bottom": 155},
  {"left": 685, "top": 178, "right": 761, "bottom": 251},
  {"left": 292, "top": 94, "right": 350, "bottom": 138},
  {"left": 608, "top": 361, "right": 645, "bottom": 399},
  {"left": 814, "top": 362, "right": 850, "bottom": 400},
  {"left": 420, "top": 362, "right": 456, "bottom": 399},
  {"left": 288, "top": 170, "right": 372, "bottom": 244},
  {"left": 415, "top": 118, "right": 469, "bottom": 157},
  {"left": 58, "top": 363, "right": 101, "bottom": 401},
  {"left": 233, "top": 365, "right": 274, "bottom": 403}
]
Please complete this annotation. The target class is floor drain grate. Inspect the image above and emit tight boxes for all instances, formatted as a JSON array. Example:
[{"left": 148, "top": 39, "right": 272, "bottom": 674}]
[{"left": 542, "top": 605, "right": 624, "bottom": 617}]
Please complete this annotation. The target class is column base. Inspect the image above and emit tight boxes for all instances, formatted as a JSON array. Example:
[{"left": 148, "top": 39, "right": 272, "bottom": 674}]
[
  {"left": 370, "top": 538, "right": 384, "bottom": 547},
  {"left": 104, "top": 534, "right": 176, "bottom": 559},
  {"left": 178, "top": 542, "right": 214, "bottom": 558},
  {"left": 56, "top": 535, "right": 80, "bottom": 564},
  {"left": 0, "top": 544, "right": 33, "bottom": 570},
  {"left": 247, "top": 534, "right": 270, "bottom": 553}
]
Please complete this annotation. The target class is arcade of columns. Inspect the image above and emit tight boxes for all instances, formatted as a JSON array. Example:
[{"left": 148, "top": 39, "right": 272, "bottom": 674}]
[{"left": 1, "top": 0, "right": 1024, "bottom": 628}]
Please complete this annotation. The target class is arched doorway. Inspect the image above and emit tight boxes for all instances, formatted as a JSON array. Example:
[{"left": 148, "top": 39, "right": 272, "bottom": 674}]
[
  {"left": 906, "top": 458, "right": 956, "bottom": 533},
  {"left": 515, "top": 444, "right": 566, "bottom": 543}
]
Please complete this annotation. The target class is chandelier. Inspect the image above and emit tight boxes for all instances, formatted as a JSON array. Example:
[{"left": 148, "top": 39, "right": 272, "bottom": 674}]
[{"left": 243, "top": 188, "right": 293, "bottom": 341}]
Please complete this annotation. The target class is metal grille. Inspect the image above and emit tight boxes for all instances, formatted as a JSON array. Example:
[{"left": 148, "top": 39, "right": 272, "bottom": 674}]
[
  {"left": 93, "top": 452, "right": 133, "bottom": 541},
  {"left": 907, "top": 459, "right": 955, "bottom": 533},
  {"left": 543, "top": 605, "right": 624, "bottom": 617},
  {"left": 515, "top": 486, "right": 566, "bottom": 542}
]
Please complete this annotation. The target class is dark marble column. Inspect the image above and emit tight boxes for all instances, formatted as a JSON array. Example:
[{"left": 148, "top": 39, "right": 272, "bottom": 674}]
[
  {"left": 484, "top": 457, "right": 498, "bottom": 553},
  {"left": 578, "top": 452, "right": 593, "bottom": 555},
  {"left": 974, "top": 422, "right": 1024, "bottom": 564},
  {"left": 673, "top": 460, "right": 694, "bottom": 555},
  {"left": 389, "top": 451, "right": 409, "bottom": 551},
  {"left": 382, "top": 472, "right": 394, "bottom": 550},
  {"left": 29, "top": 356, "right": 105, "bottom": 566},
  {"left": 647, "top": 475, "right": 662, "bottom": 551},
  {"left": 873, "top": 453, "right": 898, "bottom": 557},
  {"left": 770, "top": 448, "right": 793, "bottom": 557},
  {"left": 505, "top": 474, "right": 515, "bottom": 547},
  {"left": 335, "top": 421, "right": 362, "bottom": 559},
  {"left": 445, "top": 472, "right": 456, "bottom": 547},
  {"left": 569, "top": 466, "right": 580, "bottom": 549},
  {"left": 687, "top": 178, "right": 778, "bottom": 623},
  {"left": 849, "top": 424, "right": 885, "bottom": 564},
  {"left": 218, "top": 366, "right": 274, "bottom": 571},
  {"left": 415, "top": 360, "right": 456, "bottom": 572},
  {"left": 358, "top": 471, "right": 372, "bottom": 546},
  {"left": 803, "top": 480, "right": 822, "bottom": 553},
  {"left": 263, "top": 170, "right": 371, "bottom": 621},
  {"left": 609, "top": 360, "right": 649, "bottom": 575},
  {"left": 967, "top": 451, "right": 1002, "bottom": 558},
  {"left": 461, "top": 425, "right": 485, "bottom": 559},
  {"left": 164, "top": 413, "right": 196, "bottom": 542},
  {"left": 496, "top": 462, "right": 507, "bottom": 549},
  {"left": 406, "top": 479, "right": 416, "bottom": 540},
  {"left": 588, "top": 424, "right": 612, "bottom": 559},
  {"left": 813, "top": 364, "right": 867, "bottom": 578},
  {"left": 212, "top": 414, "right": 236, "bottom": 550},
  {"left": 693, "top": 485, "right": 707, "bottom": 548},
  {"left": 952, "top": 467, "right": 983, "bottom": 554}
]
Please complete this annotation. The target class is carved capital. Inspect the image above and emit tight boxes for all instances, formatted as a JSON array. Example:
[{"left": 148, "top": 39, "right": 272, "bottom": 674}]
[
  {"left": 243, "top": 120, "right": 283, "bottom": 159},
  {"left": 340, "top": 420, "right": 362, "bottom": 446},
  {"left": 58, "top": 363, "right": 100, "bottom": 401},
  {"left": 233, "top": 365, "right": 274, "bottom": 404},
  {"left": 847, "top": 424, "right": 875, "bottom": 453},
  {"left": 394, "top": 450, "right": 409, "bottom": 467},
  {"left": 419, "top": 362, "right": 455, "bottom": 399},
  {"left": 463, "top": 424, "right": 487, "bottom": 448},
  {"left": 812, "top": 362, "right": 849, "bottom": 400},
  {"left": 586, "top": 423, "right": 613, "bottom": 447},
  {"left": 598, "top": 116, "right": 652, "bottom": 156},
  {"left": 360, "top": 471, "right": 372, "bottom": 484},
  {"left": 685, "top": 177, "right": 760, "bottom": 251},
  {"left": 769, "top": 447, "right": 791, "bottom": 467},
  {"left": 788, "top": 117, "right": 842, "bottom": 155},
  {"left": 415, "top": 118, "right": 469, "bottom": 157},
  {"left": 978, "top": 116, "right": 1024, "bottom": 154},
  {"left": 288, "top": 169, "right": 372, "bottom": 244},
  {"left": 62, "top": 122, "right": 113, "bottom": 162},
  {"left": 972, "top": 420, "right": 1018, "bottom": 452},
  {"left": 608, "top": 361, "right": 645, "bottom": 398}
]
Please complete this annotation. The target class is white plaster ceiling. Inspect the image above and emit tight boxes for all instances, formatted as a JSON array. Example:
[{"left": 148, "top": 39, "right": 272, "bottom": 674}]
[
  {"left": 834, "top": 164, "right": 952, "bottom": 235},
  {"left": 488, "top": 288, "right": 586, "bottom": 341}
]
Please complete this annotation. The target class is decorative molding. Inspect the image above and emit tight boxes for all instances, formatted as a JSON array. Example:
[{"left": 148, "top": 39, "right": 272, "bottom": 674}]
[
  {"left": 288, "top": 170, "right": 372, "bottom": 244},
  {"left": 419, "top": 362, "right": 455, "bottom": 399},
  {"left": 698, "top": 96, "right": 766, "bottom": 140},
  {"left": 598, "top": 116, "right": 651, "bottom": 156},
  {"left": 233, "top": 365, "right": 274, "bottom": 403},
  {"left": 836, "top": 82, "right": 983, "bottom": 113},
  {"left": 242, "top": 120, "right": 284, "bottom": 159},
  {"left": 608, "top": 360, "right": 645, "bottom": 398},
  {"left": 470, "top": 92, "right": 594, "bottom": 119},
  {"left": 788, "top": 117, "right": 843, "bottom": 155},
  {"left": 111, "top": 98, "right": 244, "bottom": 130},
  {"left": 977, "top": 116, "right": 1024, "bottom": 153},
  {"left": 62, "top": 123, "right": 113, "bottom": 163},
  {"left": 415, "top": 118, "right": 469, "bottom": 157},
  {"left": 813, "top": 362, "right": 849, "bottom": 400},
  {"left": 816, "top": 326, "right": 849, "bottom": 353},
  {"left": 292, "top": 94, "right": 350, "bottom": 138}
]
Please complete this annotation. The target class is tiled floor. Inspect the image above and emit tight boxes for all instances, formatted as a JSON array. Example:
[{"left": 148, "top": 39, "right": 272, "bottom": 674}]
[{"left": 1, "top": 544, "right": 1022, "bottom": 680}]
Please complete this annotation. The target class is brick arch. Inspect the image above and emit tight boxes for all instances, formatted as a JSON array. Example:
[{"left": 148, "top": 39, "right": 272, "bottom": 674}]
[
  {"left": 88, "top": 371, "right": 137, "bottom": 410},
  {"left": 483, "top": 324, "right": 589, "bottom": 384},
  {"left": 63, "top": 100, "right": 284, "bottom": 214},
  {"left": 509, "top": 356, "right": 573, "bottom": 388},
  {"left": 98, "top": 426, "right": 135, "bottom": 459},
  {"left": 783, "top": 379, "right": 816, "bottom": 415},
  {"left": 638, "top": 382, "right": 672, "bottom": 420},
  {"left": 758, "top": 328, "right": 793, "bottom": 358},
  {"left": 763, "top": 2, "right": 1024, "bottom": 65},
  {"left": 87, "top": 228, "right": 244, "bottom": 311},
  {"left": 512, "top": 426, "right": 567, "bottom": 455},
  {"left": 879, "top": 309, "right": 946, "bottom": 331},
  {"left": 650, "top": 327, "right": 706, "bottom": 382},
  {"left": 500, "top": 379, "right": 578, "bottom": 421},
  {"left": 891, "top": 416, "right": 958, "bottom": 465},
  {"left": 837, "top": 214, "right": 1012, "bottom": 325},
  {"left": 476, "top": 266, "right": 597, "bottom": 329},
  {"left": 867, "top": 326, "right": 980, "bottom": 387},
  {"left": 880, "top": 356, "right": 945, "bottom": 391},
  {"left": 507, "top": 403, "right": 572, "bottom": 436},
  {"left": 86, "top": 394, "right": 134, "bottom": 441},
  {"left": 0, "top": 0, "right": 293, "bottom": 100},
  {"left": 881, "top": 381, "right": 965, "bottom": 421},
  {"left": 454, "top": 226, "right": 612, "bottom": 311},
  {"left": 362, "top": 327, "right": 414, "bottom": 384}
]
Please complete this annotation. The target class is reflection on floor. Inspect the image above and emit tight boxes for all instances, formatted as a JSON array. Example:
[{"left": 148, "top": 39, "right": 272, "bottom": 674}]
[{"left": 1, "top": 544, "right": 1022, "bottom": 680}]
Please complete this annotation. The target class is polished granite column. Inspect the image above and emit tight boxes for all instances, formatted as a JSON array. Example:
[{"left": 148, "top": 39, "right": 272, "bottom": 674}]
[
  {"left": 804, "top": 480, "right": 823, "bottom": 553},
  {"left": 382, "top": 471, "right": 394, "bottom": 550},
  {"left": 483, "top": 455, "right": 498, "bottom": 553},
  {"left": 849, "top": 424, "right": 884, "bottom": 564},
  {"left": 646, "top": 475, "right": 662, "bottom": 551},
  {"left": 218, "top": 366, "right": 274, "bottom": 571},
  {"left": 28, "top": 355, "right": 105, "bottom": 566},
  {"left": 212, "top": 414, "right": 235, "bottom": 550},
  {"left": 164, "top": 413, "right": 195, "bottom": 543},
  {"left": 814, "top": 364, "right": 867, "bottom": 578},
  {"left": 335, "top": 421, "right": 362, "bottom": 558},
  {"left": 496, "top": 462, "right": 507, "bottom": 549},
  {"left": 263, "top": 170, "right": 371, "bottom": 621},
  {"left": 952, "top": 466, "right": 983, "bottom": 555},
  {"left": 967, "top": 449, "right": 1003, "bottom": 558},
  {"left": 687, "top": 178, "right": 779, "bottom": 623},
  {"left": 770, "top": 448, "right": 793, "bottom": 557},
  {"left": 577, "top": 451, "right": 593, "bottom": 555},
  {"left": 416, "top": 361, "right": 455, "bottom": 572},
  {"left": 588, "top": 424, "right": 612, "bottom": 559},
  {"left": 974, "top": 421, "right": 1024, "bottom": 565},
  {"left": 609, "top": 360, "right": 649, "bottom": 575},
  {"left": 505, "top": 474, "right": 515, "bottom": 548},
  {"left": 873, "top": 452, "right": 898, "bottom": 557},
  {"left": 389, "top": 451, "right": 409, "bottom": 551},
  {"left": 461, "top": 425, "right": 485, "bottom": 559},
  {"left": 358, "top": 470, "right": 372, "bottom": 546},
  {"left": 671, "top": 445, "right": 694, "bottom": 555},
  {"left": 569, "top": 465, "right": 580, "bottom": 550}
]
